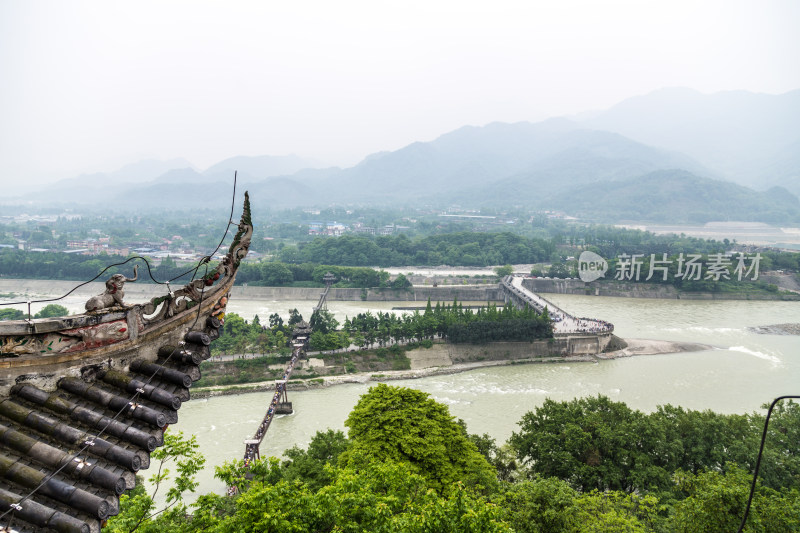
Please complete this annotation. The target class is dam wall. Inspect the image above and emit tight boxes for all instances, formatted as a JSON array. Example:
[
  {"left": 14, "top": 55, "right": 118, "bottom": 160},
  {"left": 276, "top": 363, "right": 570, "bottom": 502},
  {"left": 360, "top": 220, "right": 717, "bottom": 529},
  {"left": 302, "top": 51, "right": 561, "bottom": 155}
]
[
  {"left": 0, "top": 280, "right": 504, "bottom": 304},
  {"left": 228, "top": 285, "right": 504, "bottom": 302},
  {"left": 407, "top": 334, "right": 615, "bottom": 364},
  {"left": 522, "top": 278, "right": 798, "bottom": 300}
]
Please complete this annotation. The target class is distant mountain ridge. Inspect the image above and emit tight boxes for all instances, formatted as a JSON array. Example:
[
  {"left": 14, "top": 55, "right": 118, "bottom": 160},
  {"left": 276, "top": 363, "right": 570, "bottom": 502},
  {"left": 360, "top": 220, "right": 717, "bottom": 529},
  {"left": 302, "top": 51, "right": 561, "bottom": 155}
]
[
  {"left": 544, "top": 170, "right": 800, "bottom": 224},
  {"left": 15, "top": 88, "right": 800, "bottom": 224},
  {"left": 202, "top": 154, "right": 326, "bottom": 183},
  {"left": 304, "top": 119, "right": 710, "bottom": 203},
  {"left": 20, "top": 155, "right": 323, "bottom": 207},
  {"left": 22, "top": 158, "right": 195, "bottom": 204},
  {"left": 581, "top": 87, "right": 800, "bottom": 194}
]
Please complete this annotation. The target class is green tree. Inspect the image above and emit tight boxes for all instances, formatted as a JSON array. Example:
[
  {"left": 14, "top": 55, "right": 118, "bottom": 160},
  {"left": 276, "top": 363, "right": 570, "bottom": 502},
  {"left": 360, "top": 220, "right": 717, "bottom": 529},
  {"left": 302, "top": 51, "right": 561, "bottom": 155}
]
[
  {"left": 212, "top": 457, "right": 510, "bottom": 533},
  {"left": 287, "top": 308, "right": 303, "bottom": 327},
  {"left": 309, "top": 331, "right": 329, "bottom": 351},
  {"left": 672, "top": 465, "right": 800, "bottom": 533},
  {"left": 494, "top": 264, "right": 514, "bottom": 278},
  {"left": 510, "top": 395, "right": 668, "bottom": 493},
  {"left": 268, "top": 313, "right": 283, "bottom": 330},
  {"left": 572, "top": 490, "right": 660, "bottom": 533},
  {"left": 502, "top": 477, "right": 579, "bottom": 533},
  {"left": 391, "top": 272, "right": 412, "bottom": 289},
  {"left": 104, "top": 431, "right": 206, "bottom": 533},
  {"left": 341, "top": 383, "right": 498, "bottom": 493},
  {"left": 281, "top": 429, "right": 350, "bottom": 491},
  {"left": 259, "top": 262, "right": 294, "bottom": 286},
  {"left": 309, "top": 308, "right": 339, "bottom": 334},
  {"left": 34, "top": 304, "right": 70, "bottom": 318},
  {"left": 751, "top": 399, "right": 800, "bottom": 490},
  {"left": 466, "top": 430, "right": 519, "bottom": 483},
  {"left": 0, "top": 308, "right": 25, "bottom": 321}
]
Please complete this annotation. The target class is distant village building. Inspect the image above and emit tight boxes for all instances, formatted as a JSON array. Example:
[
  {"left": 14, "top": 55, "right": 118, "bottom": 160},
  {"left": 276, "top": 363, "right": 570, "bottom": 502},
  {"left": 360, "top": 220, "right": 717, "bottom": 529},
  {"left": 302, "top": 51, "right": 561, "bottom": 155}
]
[
  {"left": 308, "top": 221, "right": 348, "bottom": 236},
  {"left": 326, "top": 222, "right": 347, "bottom": 236},
  {"left": 438, "top": 214, "right": 497, "bottom": 221},
  {"left": 351, "top": 223, "right": 376, "bottom": 235}
]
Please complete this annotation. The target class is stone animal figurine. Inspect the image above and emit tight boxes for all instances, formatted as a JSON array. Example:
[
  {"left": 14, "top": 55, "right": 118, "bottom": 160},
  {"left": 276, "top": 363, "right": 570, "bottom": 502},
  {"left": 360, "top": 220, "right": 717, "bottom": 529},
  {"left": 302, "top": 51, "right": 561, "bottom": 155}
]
[{"left": 85, "top": 265, "right": 139, "bottom": 312}]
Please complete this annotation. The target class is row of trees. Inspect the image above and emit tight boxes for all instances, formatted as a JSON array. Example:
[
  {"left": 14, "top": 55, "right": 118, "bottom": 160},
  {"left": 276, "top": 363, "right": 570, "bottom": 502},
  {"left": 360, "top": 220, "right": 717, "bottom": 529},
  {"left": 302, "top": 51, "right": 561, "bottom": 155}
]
[
  {"left": 273, "top": 229, "right": 765, "bottom": 270},
  {"left": 539, "top": 251, "right": 790, "bottom": 293},
  {"left": 276, "top": 232, "right": 557, "bottom": 267},
  {"left": 310, "top": 301, "right": 552, "bottom": 352},
  {"left": 0, "top": 250, "right": 197, "bottom": 283},
  {"left": 510, "top": 395, "right": 799, "bottom": 494},
  {"left": 105, "top": 386, "right": 800, "bottom": 532},
  {"left": 209, "top": 300, "right": 553, "bottom": 356},
  {"left": 0, "top": 303, "right": 70, "bottom": 321},
  {"left": 210, "top": 310, "right": 304, "bottom": 356},
  {"left": 2, "top": 228, "right": 798, "bottom": 286},
  {"left": 234, "top": 261, "right": 412, "bottom": 289},
  {"left": 0, "top": 248, "right": 413, "bottom": 291}
]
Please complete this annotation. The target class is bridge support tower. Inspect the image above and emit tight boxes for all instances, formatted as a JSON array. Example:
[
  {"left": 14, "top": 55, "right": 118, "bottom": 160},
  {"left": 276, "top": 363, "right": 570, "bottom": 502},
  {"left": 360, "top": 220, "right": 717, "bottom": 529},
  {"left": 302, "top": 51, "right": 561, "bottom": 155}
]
[{"left": 275, "top": 379, "right": 293, "bottom": 414}]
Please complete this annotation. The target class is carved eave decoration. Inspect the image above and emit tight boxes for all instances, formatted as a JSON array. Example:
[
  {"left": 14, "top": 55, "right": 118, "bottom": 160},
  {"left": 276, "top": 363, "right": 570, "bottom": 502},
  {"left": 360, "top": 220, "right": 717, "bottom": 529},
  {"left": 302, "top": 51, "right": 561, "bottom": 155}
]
[{"left": 0, "top": 193, "right": 252, "bottom": 533}]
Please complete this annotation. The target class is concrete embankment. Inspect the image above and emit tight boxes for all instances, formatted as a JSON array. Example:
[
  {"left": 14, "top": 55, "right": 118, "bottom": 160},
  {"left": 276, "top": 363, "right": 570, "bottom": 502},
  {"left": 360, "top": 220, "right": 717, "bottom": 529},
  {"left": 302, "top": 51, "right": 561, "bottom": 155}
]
[
  {"left": 191, "top": 336, "right": 711, "bottom": 400},
  {"left": 0, "top": 279, "right": 504, "bottom": 303},
  {"left": 524, "top": 278, "right": 800, "bottom": 300},
  {"left": 4, "top": 278, "right": 793, "bottom": 302},
  {"left": 228, "top": 285, "right": 504, "bottom": 302},
  {"left": 406, "top": 335, "right": 618, "bottom": 364}
]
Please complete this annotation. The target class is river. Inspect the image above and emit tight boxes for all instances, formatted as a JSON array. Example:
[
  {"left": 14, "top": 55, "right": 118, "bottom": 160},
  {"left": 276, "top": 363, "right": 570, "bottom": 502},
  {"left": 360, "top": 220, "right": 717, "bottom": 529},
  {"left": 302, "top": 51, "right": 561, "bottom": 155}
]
[
  {"left": 2, "top": 283, "right": 798, "bottom": 501},
  {"left": 176, "top": 294, "right": 800, "bottom": 500}
]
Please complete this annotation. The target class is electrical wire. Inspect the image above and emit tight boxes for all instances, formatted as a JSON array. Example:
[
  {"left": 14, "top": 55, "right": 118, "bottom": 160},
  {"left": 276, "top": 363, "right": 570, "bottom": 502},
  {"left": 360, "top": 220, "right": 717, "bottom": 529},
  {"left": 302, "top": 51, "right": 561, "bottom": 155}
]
[
  {"left": 0, "top": 171, "right": 238, "bottom": 314},
  {"left": 0, "top": 171, "right": 238, "bottom": 329},
  {"left": 737, "top": 394, "right": 800, "bottom": 533},
  {"left": 0, "top": 173, "right": 241, "bottom": 528}
]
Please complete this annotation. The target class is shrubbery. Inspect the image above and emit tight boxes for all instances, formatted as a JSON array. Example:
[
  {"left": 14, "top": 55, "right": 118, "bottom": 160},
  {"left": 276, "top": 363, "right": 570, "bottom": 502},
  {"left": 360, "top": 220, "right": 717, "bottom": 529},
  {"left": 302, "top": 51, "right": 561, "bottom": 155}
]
[{"left": 106, "top": 388, "right": 800, "bottom": 532}]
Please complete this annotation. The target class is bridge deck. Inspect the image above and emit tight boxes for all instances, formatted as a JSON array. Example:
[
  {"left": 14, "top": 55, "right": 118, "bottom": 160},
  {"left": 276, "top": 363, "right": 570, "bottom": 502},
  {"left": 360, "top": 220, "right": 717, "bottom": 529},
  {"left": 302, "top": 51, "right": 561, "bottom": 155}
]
[
  {"left": 242, "top": 340, "right": 305, "bottom": 465},
  {"left": 502, "top": 275, "right": 613, "bottom": 335}
]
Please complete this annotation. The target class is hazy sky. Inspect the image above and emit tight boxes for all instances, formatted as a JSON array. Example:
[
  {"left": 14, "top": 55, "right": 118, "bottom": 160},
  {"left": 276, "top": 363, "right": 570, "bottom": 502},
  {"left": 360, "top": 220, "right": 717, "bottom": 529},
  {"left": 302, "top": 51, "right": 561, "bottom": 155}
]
[{"left": 1, "top": 0, "right": 798, "bottom": 191}]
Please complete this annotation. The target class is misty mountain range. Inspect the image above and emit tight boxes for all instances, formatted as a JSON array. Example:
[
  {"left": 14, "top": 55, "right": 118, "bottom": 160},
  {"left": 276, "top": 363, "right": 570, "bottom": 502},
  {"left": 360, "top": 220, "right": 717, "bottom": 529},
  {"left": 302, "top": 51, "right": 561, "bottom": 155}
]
[{"left": 12, "top": 88, "right": 800, "bottom": 224}]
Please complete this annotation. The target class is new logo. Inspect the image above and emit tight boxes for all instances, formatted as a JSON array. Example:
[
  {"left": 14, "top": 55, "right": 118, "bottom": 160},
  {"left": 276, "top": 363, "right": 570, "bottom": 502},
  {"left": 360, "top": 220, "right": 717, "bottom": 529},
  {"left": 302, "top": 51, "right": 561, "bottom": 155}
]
[{"left": 578, "top": 251, "right": 608, "bottom": 282}]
